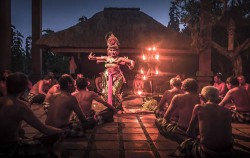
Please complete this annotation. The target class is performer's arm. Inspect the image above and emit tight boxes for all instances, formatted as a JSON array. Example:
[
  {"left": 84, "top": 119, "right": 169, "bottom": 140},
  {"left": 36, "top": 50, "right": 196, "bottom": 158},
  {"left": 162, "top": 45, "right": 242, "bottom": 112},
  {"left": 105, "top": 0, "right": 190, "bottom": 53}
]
[
  {"left": 88, "top": 52, "right": 107, "bottom": 63},
  {"left": 119, "top": 57, "right": 135, "bottom": 70}
]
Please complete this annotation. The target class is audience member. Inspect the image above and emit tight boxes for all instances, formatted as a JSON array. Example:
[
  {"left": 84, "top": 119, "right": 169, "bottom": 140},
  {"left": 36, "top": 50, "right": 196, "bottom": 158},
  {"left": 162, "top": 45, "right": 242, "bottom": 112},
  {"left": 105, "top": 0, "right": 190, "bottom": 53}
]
[
  {"left": 45, "top": 75, "right": 88, "bottom": 138},
  {"left": 219, "top": 76, "right": 250, "bottom": 123},
  {"left": 213, "top": 73, "right": 228, "bottom": 99},
  {"left": 156, "top": 78, "right": 200, "bottom": 143},
  {"left": 172, "top": 86, "right": 233, "bottom": 158},
  {"left": 42, "top": 74, "right": 73, "bottom": 113},
  {"left": 237, "top": 75, "right": 250, "bottom": 97},
  {"left": 132, "top": 73, "right": 144, "bottom": 95},
  {"left": 72, "top": 78, "right": 116, "bottom": 126},
  {"left": 0, "top": 72, "right": 62, "bottom": 157},
  {"left": 27, "top": 74, "right": 52, "bottom": 104},
  {"left": 155, "top": 77, "right": 184, "bottom": 118}
]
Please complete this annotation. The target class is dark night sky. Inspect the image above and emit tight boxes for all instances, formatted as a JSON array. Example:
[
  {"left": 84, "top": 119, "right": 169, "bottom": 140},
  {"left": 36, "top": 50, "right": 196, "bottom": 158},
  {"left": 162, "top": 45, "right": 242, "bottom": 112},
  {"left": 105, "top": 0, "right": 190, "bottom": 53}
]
[{"left": 11, "top": 0, "right": 171, "bottom": 39}]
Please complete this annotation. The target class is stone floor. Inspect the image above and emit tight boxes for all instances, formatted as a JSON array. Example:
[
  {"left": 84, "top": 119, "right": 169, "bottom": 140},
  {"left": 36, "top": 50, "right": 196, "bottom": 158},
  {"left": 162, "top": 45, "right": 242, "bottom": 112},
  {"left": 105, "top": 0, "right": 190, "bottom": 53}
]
[{"left": 22, "top": 95, "right": 250, "bottom": 158}]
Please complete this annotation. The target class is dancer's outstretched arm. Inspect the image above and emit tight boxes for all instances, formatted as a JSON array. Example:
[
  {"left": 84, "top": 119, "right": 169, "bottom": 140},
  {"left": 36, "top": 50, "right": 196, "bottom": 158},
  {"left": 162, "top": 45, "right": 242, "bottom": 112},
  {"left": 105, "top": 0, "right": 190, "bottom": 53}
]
[{"left": 88, "top": 52, "right": 107, "bottom": 63}]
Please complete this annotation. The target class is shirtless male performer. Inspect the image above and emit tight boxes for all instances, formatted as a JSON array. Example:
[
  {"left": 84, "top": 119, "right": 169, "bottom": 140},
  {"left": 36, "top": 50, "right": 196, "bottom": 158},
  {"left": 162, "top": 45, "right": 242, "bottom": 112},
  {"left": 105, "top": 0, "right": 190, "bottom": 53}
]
[
  {"left": 173, "top": 86, "right": 233, "bottom": 157},
  {"left": 45, "top": 75, "right": 88, "bottom": 138},
  {"left": 72, "top": 78, "right": 116, "bottom": 126},
  {"left": 158, "top": 78, "right": 200, "bottom": 143},
  {"left": 219, "top": 76, "right": 250, "bottom": 123},
  {"left": 155, "top": 77, "right": 184, "bottom": 118},
  {"left": 0, "top": 72, "right": 62, "bottom": 157}
]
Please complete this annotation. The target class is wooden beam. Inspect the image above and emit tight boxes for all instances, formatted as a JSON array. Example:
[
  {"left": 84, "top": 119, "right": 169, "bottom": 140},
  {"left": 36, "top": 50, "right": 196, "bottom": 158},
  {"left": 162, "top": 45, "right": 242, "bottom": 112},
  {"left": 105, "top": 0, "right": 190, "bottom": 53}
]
[{"left": 50, "top": 47, "right": 196, "bottom": 55}]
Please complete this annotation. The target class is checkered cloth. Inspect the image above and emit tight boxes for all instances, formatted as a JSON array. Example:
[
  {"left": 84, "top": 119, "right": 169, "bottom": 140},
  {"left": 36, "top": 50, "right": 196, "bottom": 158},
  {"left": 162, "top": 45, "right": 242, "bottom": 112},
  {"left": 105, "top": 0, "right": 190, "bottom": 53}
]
[
  {"left": 63, "top": 121, "right": 85, "bottom": 138},
  {"left": 171, "top": 138, "right": 232, "bottom": 158},
  {"left": 27, "top": 92, "right": 35, "bottom": 103},
  {"left": 232, "top": 110, "right": 250, "bottom": 123},
  {"left": 42, "top": 102, "right": 50, "bottom": 114},
  {"left": 155, "top": 118, "right": 188, "bottom": 143}
]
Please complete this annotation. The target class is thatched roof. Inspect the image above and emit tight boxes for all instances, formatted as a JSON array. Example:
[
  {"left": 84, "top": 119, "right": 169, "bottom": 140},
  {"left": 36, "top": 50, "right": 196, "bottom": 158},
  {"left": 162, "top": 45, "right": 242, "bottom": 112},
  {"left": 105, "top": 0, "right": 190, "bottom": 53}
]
[{"left": 36, "top": 8, "right": 193, "bottom": 54}]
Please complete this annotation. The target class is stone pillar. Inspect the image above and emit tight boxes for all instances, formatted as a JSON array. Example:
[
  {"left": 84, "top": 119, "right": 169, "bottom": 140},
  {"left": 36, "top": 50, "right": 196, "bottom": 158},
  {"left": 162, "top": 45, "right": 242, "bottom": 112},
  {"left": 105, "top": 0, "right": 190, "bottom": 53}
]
[
  {"left": 0, "top": 0, "right": 11, "bottom": 71},
  {"left": 31, "top": 0, "right": 42, "bottom": 82},
  {"left": 196, "top": 0, "right": 213, "bottom": 91}
]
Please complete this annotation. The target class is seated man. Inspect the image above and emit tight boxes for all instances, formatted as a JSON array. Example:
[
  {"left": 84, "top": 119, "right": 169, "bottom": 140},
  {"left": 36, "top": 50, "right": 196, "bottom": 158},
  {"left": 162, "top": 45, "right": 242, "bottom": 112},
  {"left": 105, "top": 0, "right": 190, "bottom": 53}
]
[
  {"left": 156, "top": 78, "right": 200, "bottom": 143},
  {"left": 155, "top": 77, "right": 184, "bottom": 118},
  {"left": 219, "top": 76, "right": 250, "bottom": 123},
  {"left": 0, "top": 72, "right": 62, "bottom": 157},
  {"left": 27, "top": 74, "right": 52, "bottom": 104},
  {"left": 213, "top": 73, "right": 228, "bottom": 99},
  {"left": 72, "top": 78, "right": 116, "bottom": 126},
  {"left": 42, "top": 74, "right": 73, "bottom": 113},
  {"left": 173, "top": 86, "right": 233, "bottom": 158},
  {"left": 237, "top": 75, "right": 250, "bottom": 97},
  {"left": 45, "top": 75, "right": 88, "bottom": 138}
]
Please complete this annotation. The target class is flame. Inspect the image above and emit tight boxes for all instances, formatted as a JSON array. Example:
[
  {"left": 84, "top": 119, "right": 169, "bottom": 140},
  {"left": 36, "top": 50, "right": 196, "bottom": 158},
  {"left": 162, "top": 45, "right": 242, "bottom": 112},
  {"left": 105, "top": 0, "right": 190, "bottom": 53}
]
[
  {"left": 155, "top": 70, "right": 159, "bottom": 75},
  {"left": 155, "top": 54, "right": 159, "bottom": 60},
  {"left": 142, "top": 54, "right": 146, "bottom": 60},
  {"left": 143, "top": 75, "right": 147, "bottom": 80},
  {"left": 137, "top": 90, "right": 143, "bottom": 95},
  {"left": 140, "top": 69, "right": 144, "bottom": 74}
]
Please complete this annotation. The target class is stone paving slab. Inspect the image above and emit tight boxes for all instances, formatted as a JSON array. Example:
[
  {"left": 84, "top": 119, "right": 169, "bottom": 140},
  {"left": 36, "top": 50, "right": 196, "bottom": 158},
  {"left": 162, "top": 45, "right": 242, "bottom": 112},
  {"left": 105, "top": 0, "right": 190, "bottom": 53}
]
[{"left": 22, "top": 99, "right": 250, "bottom": 158}]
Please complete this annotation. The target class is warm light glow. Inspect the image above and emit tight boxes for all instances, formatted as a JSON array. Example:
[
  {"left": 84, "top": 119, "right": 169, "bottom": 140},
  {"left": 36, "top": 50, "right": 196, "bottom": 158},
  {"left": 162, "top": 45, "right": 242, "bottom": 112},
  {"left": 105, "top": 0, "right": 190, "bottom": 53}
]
[
  {"left": 143, "top": 75, "right": 147, "bottom": 80},
  {"left": 155, "top": 54, "right": 159, "bottom": 60},
  {"left": 140, "top": 69, "right": 144, "bottom": 74},
  {"left": 153, "top": 47, "right": 156, "bottom": 51},
  {"left": 93, "top": 104, "right": 96, "bottom": 107},
  {"left": 155, "top": 70, "right": 159, "bottom": 75},
  {"left": 137, "top": 90, "right": 143, "bottom": 95},
  {"left": 142, "top": 54, "right": 146, "bottom": 60}
]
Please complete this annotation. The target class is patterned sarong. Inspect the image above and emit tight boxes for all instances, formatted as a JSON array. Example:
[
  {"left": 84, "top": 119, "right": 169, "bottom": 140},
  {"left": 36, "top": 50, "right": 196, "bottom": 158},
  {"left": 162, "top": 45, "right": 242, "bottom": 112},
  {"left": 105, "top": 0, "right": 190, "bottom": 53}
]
[
  {"left": 171, "top": 138, "right": 232, "bottom": 158},
  {"left": 27, "top": 92, "right": 35, "bottom": 103},
  {"left": 231, "top": 110, "right": 250, "bottom": 123},
  {"left": 155, "top": 118, "right": 188, "bottom": 143},
  {"left": 62, "top": 122, "right": 85, "bottom": 138},
  {"left": 42, "top": 102, "right": 50, "bottom": 114}
]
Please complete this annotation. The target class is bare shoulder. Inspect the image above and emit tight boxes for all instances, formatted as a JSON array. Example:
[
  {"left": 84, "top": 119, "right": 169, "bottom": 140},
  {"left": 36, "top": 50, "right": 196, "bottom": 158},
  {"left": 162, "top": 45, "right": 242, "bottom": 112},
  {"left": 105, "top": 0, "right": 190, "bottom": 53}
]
[{"left": 194, "top": 104, "right": 203, "bottom": 110}]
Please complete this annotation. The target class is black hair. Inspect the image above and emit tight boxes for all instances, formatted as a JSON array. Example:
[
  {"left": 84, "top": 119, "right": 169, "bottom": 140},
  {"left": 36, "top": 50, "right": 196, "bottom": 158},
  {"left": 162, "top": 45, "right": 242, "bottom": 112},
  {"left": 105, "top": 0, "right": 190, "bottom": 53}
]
[
  {"left": 214, "top": 73, "right": 223, "bottom": 80},
  {"left": 76, "top": 78, "right": 88, "bottom": 90},
  {"left": 6, "top": 72, "right": 28, "bottom": 95},
  {"left": 226, "top": 76, "right": 239, "bottom": 86},
  {"left": 43, "top": 74, "right": 52, "bottom": 80},
  {"left": 59, "top": 75, "right": 74, "bottom": 90},
  {"left": 182, "top": 78, "right": 198, "bottom": 93}
]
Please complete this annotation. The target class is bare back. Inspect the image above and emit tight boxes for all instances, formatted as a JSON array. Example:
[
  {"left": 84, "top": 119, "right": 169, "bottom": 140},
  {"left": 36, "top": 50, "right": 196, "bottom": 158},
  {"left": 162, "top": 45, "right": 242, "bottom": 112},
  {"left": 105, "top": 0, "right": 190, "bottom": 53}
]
[
  {"left": 72, "top": 91, "right": 95, "bottom": 115},
  {"left": 45, "top": 92, "right": 83, "bottom": 128},
  {"left": 72, "top": 90, "right": 114, "bottom": 115},
  {"left": 0, "top": 96, "right": 60, "bottom": 144},
  {"left": 165, "top": 93, "right": 200, "bottom": 129},
  {"left": 220, "top": 87, "right": 250, "bottom": 111},
  {"left": 198, "top": 104, "right": 233, "bottom": 151}
]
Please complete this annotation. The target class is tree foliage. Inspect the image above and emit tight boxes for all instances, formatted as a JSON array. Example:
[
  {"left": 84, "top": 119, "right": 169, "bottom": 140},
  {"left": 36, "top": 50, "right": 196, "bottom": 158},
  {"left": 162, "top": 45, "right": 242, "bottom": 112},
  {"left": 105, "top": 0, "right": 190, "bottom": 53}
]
[
  {"left": 173, "top": 0, "right": 250, "bottom": 77},
  {"left": 11, "top": 25, "right": 26, "bottom": 73},
  {"left": 168, "top": 1, "right": 180, "bottom": 32},
  {"left": 10, "top": 27, "right": 70, "bottom": 75}
]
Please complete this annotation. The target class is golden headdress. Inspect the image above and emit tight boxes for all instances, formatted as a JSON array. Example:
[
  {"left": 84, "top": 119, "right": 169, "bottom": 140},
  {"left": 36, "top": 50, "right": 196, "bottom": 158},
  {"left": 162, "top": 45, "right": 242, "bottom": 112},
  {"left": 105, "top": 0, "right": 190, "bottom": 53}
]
[{"left": 105, "top": 32, "right": 120, "bottom": 49}]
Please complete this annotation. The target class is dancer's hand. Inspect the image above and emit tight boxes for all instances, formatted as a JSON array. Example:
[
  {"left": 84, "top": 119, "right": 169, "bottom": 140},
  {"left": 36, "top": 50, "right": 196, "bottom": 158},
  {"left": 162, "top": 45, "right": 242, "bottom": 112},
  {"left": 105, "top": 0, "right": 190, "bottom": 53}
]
[{"left": 88, "top": 52, "right": 95, "bottom": 60}]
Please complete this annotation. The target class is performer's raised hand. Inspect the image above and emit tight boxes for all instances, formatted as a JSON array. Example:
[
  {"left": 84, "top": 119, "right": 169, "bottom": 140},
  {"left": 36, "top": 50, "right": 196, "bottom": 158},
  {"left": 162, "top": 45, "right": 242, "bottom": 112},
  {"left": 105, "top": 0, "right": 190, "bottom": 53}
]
[{"left": 88, "top": 52, "right": 95, "bottom": 60}]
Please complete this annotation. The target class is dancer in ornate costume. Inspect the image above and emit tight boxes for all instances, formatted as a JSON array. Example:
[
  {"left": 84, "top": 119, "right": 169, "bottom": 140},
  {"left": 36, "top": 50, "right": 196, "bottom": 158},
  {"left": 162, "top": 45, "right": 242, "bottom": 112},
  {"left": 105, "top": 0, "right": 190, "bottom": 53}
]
[{"left": 88, "top": 32, "right": 135, "bottom": 111}]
